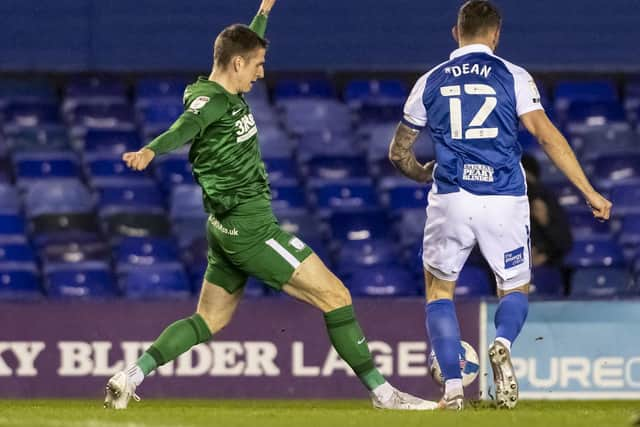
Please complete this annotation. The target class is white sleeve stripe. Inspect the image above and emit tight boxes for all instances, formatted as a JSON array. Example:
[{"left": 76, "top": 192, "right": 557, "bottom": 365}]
[{"left": 402, "top": 114, "right": 426, "bottom": 128}]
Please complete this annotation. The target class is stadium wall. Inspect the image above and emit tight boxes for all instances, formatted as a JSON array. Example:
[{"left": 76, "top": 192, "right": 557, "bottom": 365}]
[{"left": 1, "top": 0, "right": 639, "bottom": 72}]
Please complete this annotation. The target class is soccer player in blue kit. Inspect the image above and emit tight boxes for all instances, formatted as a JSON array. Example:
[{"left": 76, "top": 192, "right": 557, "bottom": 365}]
[{"left": 389, "top": 0, "right": 612, "bottom": 410}]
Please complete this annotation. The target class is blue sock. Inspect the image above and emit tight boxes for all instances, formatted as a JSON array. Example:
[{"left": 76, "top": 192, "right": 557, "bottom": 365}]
[
  {"left": 425, "top": 299, "right": 462, "bottom": 380},
  {"left": 494, "top": 292, "right": 529, "bottom": 344}
]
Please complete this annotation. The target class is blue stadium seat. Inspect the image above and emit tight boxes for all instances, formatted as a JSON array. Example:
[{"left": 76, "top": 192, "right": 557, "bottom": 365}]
[
  {"left": 347, "top": 265, "right": 418, "bottom": 297},
  {"left": 275, "top": 209, "right": 325, "bottom": 241},
  {"left": 297, "top": 130, "right": 360, "bottom": 162},
  {"left": 135, "top": 77, "right": 189, "bottom": 107},
  {"left": 610, "top": 182, "right": 640, "bottom": 216},
  {"left": 24, "top": 180, "right": 94, "bottom": 217},
  {"left": 553, "top": 184, "right": 591, "bottom": 214},
  {"left": 170, "top": 185, "right": 207, "bottom": 247},
  {"left": 85, "top": 154, "right": 151, "bottom": 184},
  {"left": 40, "top": 240, "right": 110, "bottom": 264},
  {"left": 280, "top": 99, "right": 351, "bottom": 134},
  {"left": 120, "top": 262, "right": 191, "bottom": 299},
  {"left": 394, "top": 208, "right": 426, "bottom": 248},
  {"left": 138, "top": 102, "right": 183, "bottom": 136},
  {"left": 554, "top": 80, "right": 618, "bottom": 112},
  {"left": 0, "top": 214, "right": 26, "bottom": 241},
  {"left": 274, "top": 78, "right": 334, "bottom": 100},
  {"left": 271, "top": 180, "right": 307, "bottom": 211},
  {"left": 244, "top": 80, "right": 269, "bottom": 106},
  {"left": 565, "top": 237, "right": 626, "bottom": 268},
  {"left": 0, "top": 242, "right": 36, "bottom": 264},
  {"left": 67, "top": 104, "right": 135, "bottom": 137},
  {"left": 263, "top": 156, "right": 298, "bottom": 182},
  {"left": 566, "top": 100, "right": 626, "bottom": 128},
  {"left": 45, "top": 261, "right": 117, "bottom": 299},
  {"left": 362, "top": 123, "right": 434, "bottom": 165},
  {"left": 4, "top": 126, "right": 71, "bottom": 153},
  {"left": 64, "top": 77, "right": 127, "bottom": 109},
  {"left": 570, "top": 267, "right": 631, "bottom": 298},
  {"left": 455, "top": 265, "right": 492, "bottom": 297},
  {"left": 572, "top": 128, "right": 640, "bottom": 160},
  {"left": 154, "top": 155, "right": 195, "bottom": 192},
  {"left": 304, "top": 155, "right": 369, "bottom": 180},
  {"left": 95, "top": 180, "right": 164, "bottom": 215},
  {"left": 344, "top": 79, "right": 407, "bottom": 106},
  {"left": 83, "top": 129, "right": 141, "bottom": 154},
  {"left": 310, "top": 178, "right": 377, "bottom": 214},
  {"left": 0, "top": 184, "right": 20, "bottom": 214},
  {"left": 335, "top": 238, "right": 397, "bottom": 276},
  {"left": 379, "top": 177, "right": 430, "bottom": 212},
  {"left": 618, "top": 214, "right": 640, "bottom": 247},
  {"left": 115, "top": 237, "right": 179, "bottom": 271},
  {"left": 259, "top": 126, "right": 296, "bottom": 157},
  {"left": 4, "top": 102, "right": 60, "bottom": 127},
  {"left": 568, "top": 211, "right": 611, "bottom": 238},
  {"left": 530, "top": 266, "right": 564, "bottom": 297},
  {"left": 300, "top": 238, "right": 332, "bottom": 267},
  {"left": 0, "top": 264, "right": 42, "bottom": 300},
  {"left": 329, "top": 208, "right": 388, "bottom": 242},
  {"left": 588, "top": 153, "right": 640, "bottom": 188},
  {"left": 0, "top": 79, "right": 56, "bottom": 106},
  {"left": 14, "top": 152, "right": 80, "bottom": 185}
]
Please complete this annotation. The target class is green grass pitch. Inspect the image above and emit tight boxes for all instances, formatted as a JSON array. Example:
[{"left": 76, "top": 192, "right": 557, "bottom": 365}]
[{"left": 0, "top": 400, "right": 637, "bottom": 427}]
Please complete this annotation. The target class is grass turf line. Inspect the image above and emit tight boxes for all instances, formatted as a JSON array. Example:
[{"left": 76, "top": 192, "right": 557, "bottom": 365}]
[{"left": 0, "top": 400, "right": 637, "bottom": 427}]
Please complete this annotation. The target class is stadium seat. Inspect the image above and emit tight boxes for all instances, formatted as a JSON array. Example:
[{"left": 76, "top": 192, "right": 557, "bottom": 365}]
[
  {"left": 263, "top": 156, "right": 298, "bottom": 182},
  {"left": 335, "top": 238, "right": 397, "bottom": 276},
  {"left": 571, "top": 128, "right": 640, "bottom": 160},
  {"left": 154, "top": 155, "right": 195, "bottom": 191},
  {"left": 40, "top": 240, "right": 110, "bottom": 264},
  {"left": 329, "top": 208, "right": 388, "bottom": 242},
  {"left": 0, "top": 184, "right": 20, "bottom": 214},
  {"left": 618, "top": 214, "right": 640, "bottom": 247},
  {"left": 280, "top": 99, "right": 351, "bottom": 134},
  {"left": 85, "top": 154, "right": 151, "bottom": 184},
  {"left": 103, "top": 212, "right": 172, "bottom": 241},
  {"left": 0, "top": 79, "right": 56, "bottom": 106},
  {"left": 554, "top": 80, "right": 618, "bottom": 113},
  {"left": 347, "top": 265, "right": 418, "bottom": 297},
  {"left": 135, "top": 77, "right": 189, "bottom": 107},
  {"left": 0, "top": 214, "right": 26, "bottom": 241},
  {"left": 565, "top": 100, "right": 627, "bottom": 134},
  {"left": 243, "top": 80, "right": 269, "bottom": 106},
  {"left": 115, "top": 237, "right": 179, "bottom": 271},
  {"left": 4, "top": 102, "right": 61, "bottom": 127},
  {"left": 14, "top": 152, "right": 80, "bottom": 185},
  {"left": 44, "top": 261, "right": 117, "bottom": 299},
  {"left": 610, "top": 182, "right": 640, "bottom": 216},
  {"left": 271, "top": 180, "right": 308, "bottom": 211},
  {"left": 588, "top": 154, "right": 640, "bottom": 188},
  {"left": 0, "top": 242, "right": 36, "bottom": 264},
  {"left": 304, "top": 155, "right": 369, "bottom": 180},
  {"left": 296, "top": 130, "right": 360, "bottom": 162},
  {"left": 530, "top": 266, "right": 565, "bottom": 297},
  {"left": 379, "top": 177, "right": 430, "bottom": 212},
  {"left": 64, "top": 76, "right": 127, "bottom": 110},
  {"left": 309, "top": 178, "right": 378, "bottom": 214},
  {"left": 570, "top": 267, "right": 631, "bottom": 298},
  {"left": 138, "top": 102, "right": 183, "bottom": 137},
  {"left": 24, "top": 180, "right": 94, "bottom": 217},
  {"left": 362, "top": 123, "right": 434, "bottom": 165},
  {"left": 95, "top": 180, "right": 165, "bottom": 215},
  {"left": 0, "top": 264, "right": 42, "bottom": 300},
  {"left": 275, "top": 209, "right": 325, "bottom": 241},
  {"left": 564, "top": 237, "right": 626, "bottom": 268},
  {"left": 567, "top": 211, "right": 611, "bottom": 239},
  {"left": 5, "top": 126, "right": 71, "bottom": 153},
  {"left": 455, "top": 265, "right": 493, "bottom": 297},
  {"left": 393, "top": 208, "right": 426, "bottom": 248},
  {"left": 120, "top": 262, "right": 191, "bottom": 299},
  {"left": 169, "top": 185, "right": 208, "bottom": 247},
  {"left": 83, "top": 129, "right": 141, "bottom": 154},
  {"left": 274, "top": 78, "right": 334, "bottom": 100},
  {"left": 344, "top": 79, "right": 407, "bottom": 107},
  {"left": 67, "top": 104, "right": 135, "bottom": 139},
  {"left": 553, "top": 184, "right": 591, "bottom": 214}
]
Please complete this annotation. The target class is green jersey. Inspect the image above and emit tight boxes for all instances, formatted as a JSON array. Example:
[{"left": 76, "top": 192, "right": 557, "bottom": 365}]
[{"left": 181, "top": 79, "right": 270, "bottom": 215}]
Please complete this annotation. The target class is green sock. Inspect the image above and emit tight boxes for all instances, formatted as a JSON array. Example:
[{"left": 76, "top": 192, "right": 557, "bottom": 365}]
[
  {"left": 136, "top": 313, "right": 212, "bottom": 376},
  {"left": 324, "top": 305, "right": 386, "bottom": 390}
]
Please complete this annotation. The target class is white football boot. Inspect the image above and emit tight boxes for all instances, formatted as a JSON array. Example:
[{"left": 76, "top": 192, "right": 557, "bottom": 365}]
[
  {"left": 371, "top": 386, "right": 438, "bottom": 411},
  {"left": 104, "top": 371, "right": 141, "bottom": 410},
  {"left": 438, "top": 392, "right": 464, "bottom": 410},
  {"left": 489, "top": 341, "right": 518, "bottom": 409}
]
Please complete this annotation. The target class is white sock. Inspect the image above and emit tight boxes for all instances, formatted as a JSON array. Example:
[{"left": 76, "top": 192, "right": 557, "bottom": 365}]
[
  {"left": 495, "top": 337, "right": 512, "bottom": 353},
  {"left": 372, "top": 382, "right": 394, "bottom": 402},
  {"left": 126, "top": 364, "right": 144, "bottom": 387},
  {"left": 444, "top": 378, "right": 463, "bottom": 398}
]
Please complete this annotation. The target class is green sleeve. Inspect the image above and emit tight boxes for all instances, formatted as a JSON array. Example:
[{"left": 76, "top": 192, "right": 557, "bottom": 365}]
[
  {"left": 249, "top": 13, "right": 268, "bottom": 38},
  {"left": 182, "top": 93, "right": 228, "bottom": 134},
  {"left": 145, "top": 116, "right": 201, "bottom": 155}
]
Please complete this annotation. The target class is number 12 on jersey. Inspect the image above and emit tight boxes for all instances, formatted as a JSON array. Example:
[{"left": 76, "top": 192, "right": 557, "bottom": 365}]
[{"left": 440, "top": 84, "right": 498, "bottom": 140}]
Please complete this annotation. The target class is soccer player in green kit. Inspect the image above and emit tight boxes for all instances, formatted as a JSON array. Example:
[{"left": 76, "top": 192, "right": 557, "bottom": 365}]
[{"left": 103, "top": 0, "right": 437, "bottom": 411}]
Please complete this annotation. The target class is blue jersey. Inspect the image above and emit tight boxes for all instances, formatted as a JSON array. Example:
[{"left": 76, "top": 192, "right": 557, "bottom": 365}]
[{"left": 403, "top": 44, "right": 543, "bottom": 196}]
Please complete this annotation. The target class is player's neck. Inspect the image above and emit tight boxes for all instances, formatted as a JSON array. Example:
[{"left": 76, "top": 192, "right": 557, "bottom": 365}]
[
  {"left": 208, "top": 70, "right": 239, "bottom": 95},
  {"left": 458, "top": 39, "right": 494, "bottom": 52}
]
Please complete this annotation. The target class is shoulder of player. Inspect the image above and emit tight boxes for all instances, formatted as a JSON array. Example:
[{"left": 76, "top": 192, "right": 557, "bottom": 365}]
[
  {"left": 489, "top": 54, "right": 531, "bottom": 79},
  {"left": 185, "top": 91, "right": 229, "bottom": 113},
  {"left": 411, "top": 60, "right": 451, "bottom": 91}
]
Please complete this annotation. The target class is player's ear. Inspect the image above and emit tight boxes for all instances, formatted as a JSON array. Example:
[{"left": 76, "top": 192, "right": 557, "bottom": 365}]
[
  {"left": 233, "top": 55, "right": 243, "bottom": 73},
  {"left": 451, "top": 25, "right": 459, "bottom": 43},
  {"left": 492, "top": 27, "right": 501, "bottom": 50}
]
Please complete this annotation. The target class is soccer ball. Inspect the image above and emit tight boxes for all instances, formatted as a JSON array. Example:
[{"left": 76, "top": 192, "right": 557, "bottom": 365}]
[{"left": 427, "top": 340, "right": 480, "bottom": 387}]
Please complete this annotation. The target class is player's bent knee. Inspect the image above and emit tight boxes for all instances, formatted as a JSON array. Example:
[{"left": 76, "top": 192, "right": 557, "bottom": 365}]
[
  {"left": 498, "top": 283, "right": 530, "bottom": 298},
  {"left": 324, "top": 281, "right": 352, "bottom": 311}
]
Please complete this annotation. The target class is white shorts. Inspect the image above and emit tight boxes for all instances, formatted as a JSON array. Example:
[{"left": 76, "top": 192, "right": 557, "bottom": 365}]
[{"left": 422, "top": 188, "right": 531, "bottom": 291}]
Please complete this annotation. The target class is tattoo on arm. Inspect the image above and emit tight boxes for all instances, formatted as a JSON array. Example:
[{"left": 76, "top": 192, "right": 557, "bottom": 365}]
[{"left": 388, "top": 122, "right": 430, "bottom": 182}]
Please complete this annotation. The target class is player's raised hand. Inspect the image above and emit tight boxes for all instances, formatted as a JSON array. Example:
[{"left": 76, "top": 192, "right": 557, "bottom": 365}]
[
  {"left": 122, "top": 148, "right": 155, "bottom": 171},
  {"left": 258, "top": 0, "right": 276, "bottom": 14},
  {"left": 584, "top": 190, "right": 612, "bottom": 221}
]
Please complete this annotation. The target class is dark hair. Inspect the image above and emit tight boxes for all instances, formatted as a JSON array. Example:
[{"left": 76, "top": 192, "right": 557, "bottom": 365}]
[
  {"left": 213, "top": 24, "right": 268, "bottom": 69},
  {"left": 521, "top": 153, "right": 540, "bottom": 180},
  {"left": 457, "top": 0, "right": 502, "bottom": 39}
]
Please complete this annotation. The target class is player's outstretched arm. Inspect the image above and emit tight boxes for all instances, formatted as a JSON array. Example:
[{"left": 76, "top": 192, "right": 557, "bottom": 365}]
[
  {"left": 122, "top": 117, "right": 200, "bottom": 171},
  {"left": 389, "top": 122, "right": 434, "bottom": 183},
  {"left": 521, "top": 110, "right": 612, "bottom": 220},
  {"left": 249, "top": 0, "right": 276, "bottom": 37}
]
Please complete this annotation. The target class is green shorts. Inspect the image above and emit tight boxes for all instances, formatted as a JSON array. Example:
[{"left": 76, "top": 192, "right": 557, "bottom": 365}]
[{"left": 203, "top": 200, "right": 314, "bottom": 294}]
